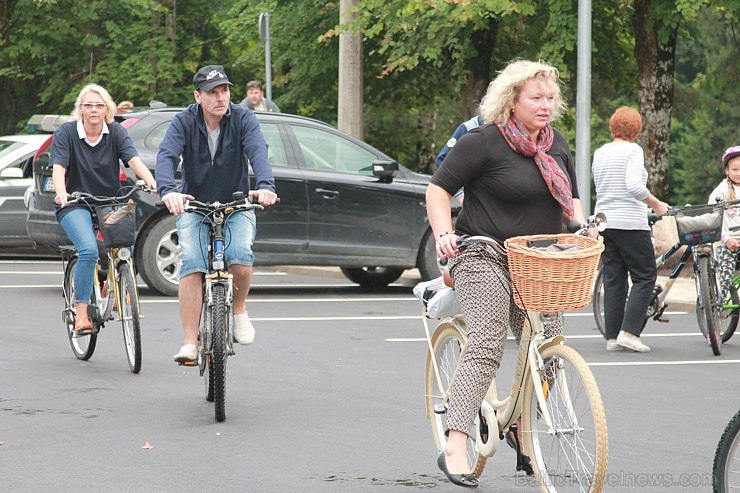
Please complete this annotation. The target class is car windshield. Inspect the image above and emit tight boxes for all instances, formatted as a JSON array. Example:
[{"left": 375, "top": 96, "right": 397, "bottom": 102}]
[{"left": 0, "top": 141, "right": 25, "bottom": 158}]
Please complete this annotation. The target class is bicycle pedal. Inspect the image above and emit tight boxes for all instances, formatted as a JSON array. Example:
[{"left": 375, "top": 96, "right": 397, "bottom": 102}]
[
  {"left": 433, "top": 403, "right": 447, "bottom": 415},
  {"left": 179, "top": 360, "right": 198, "bottom": 367},
  {"left": 657, "top": 318, "right": 669, "bottom": 323}
]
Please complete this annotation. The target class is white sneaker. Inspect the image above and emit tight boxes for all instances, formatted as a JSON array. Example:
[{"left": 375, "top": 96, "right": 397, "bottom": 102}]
[
  {"left": 616, "top": 332, "right": 651, "bottom": 353},
  {"left": 173, "top": 343, "right": 198, "bottom": 363},
  {"left": 605, "top": 339, "right": 625, "bottom": 351},
  {"left": 234, "top": 313, "right": 255, "bottom": 346}
]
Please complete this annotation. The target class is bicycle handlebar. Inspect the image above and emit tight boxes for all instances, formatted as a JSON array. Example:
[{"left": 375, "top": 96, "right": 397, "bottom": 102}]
[{"left": 65, "top": 180, "right": 154, "bottom": 206}]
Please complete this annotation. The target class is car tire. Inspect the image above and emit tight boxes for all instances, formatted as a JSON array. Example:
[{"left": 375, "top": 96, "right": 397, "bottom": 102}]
[
  {"left": 137, "top": 215, "right": 180, "bottom": 297},
  {"left": 417, "top": 229, "right": 443, "bottom": 281},
  {"left": 340, "top": 267, "right": 404, "bottom": 288}
]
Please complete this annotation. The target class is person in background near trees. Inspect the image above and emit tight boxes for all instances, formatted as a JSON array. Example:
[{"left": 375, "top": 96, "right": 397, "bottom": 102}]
[
  {"left": 156, "top": 65, "right": 277, "bottom": 364},
  {"left": 708, "top": 145, "right": 740, "bottom": 301},
  {"left": 592, "top": 106, "right": 669, "bottom": 353},
  {"left": 435, "top": 115, "right": 484, "bottom": 204},
  {"left": 239, "top": 80, "right": 280, "bottom": 113},
  {"left": 51, "top": 84, "right": 156, "bottom": 334},
  {"left": 427, "top": 59, "right": 593, "bottom": 489}
]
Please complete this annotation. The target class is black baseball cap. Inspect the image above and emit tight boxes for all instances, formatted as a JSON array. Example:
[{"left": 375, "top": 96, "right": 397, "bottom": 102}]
[{"left": 192, "top": 65, "right": 233, "bottom": 92}]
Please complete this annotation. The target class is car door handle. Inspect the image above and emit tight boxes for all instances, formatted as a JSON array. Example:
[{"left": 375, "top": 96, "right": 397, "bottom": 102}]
[{"left": 315, "top": 188, "right": 339, "bottom": 199}]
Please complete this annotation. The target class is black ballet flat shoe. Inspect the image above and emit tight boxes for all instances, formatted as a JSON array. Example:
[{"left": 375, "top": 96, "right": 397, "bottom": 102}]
[
  {"left": 436, "top": 452, "right": 479, "bottom": 488},
  {"left": 505, "top": 424, "right": 534, "bottom": 476}
]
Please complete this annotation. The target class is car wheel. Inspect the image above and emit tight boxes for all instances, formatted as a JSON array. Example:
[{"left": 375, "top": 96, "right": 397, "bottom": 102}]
[
  {"left": 417, "top": 229, "right": 443, "bottom": 281},
  {"left": 340, "top": 267, "right": 404, "bottom": 288},
  {"left": 137, "top": 215, "right": 180, "bottom": 297}
]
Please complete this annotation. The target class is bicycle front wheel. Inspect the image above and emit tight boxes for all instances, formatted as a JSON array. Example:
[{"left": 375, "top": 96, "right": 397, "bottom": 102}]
[
  {"left": 714, "top": 409, "right": 740, "bottom": 493},
  {"left": 210, "top": 283, "right": 228, "bottom": 422},
  {"left": 696, "top": 256, "right": 722, "bottom": 355},
  {"left": 521, "top": 344, "right": 608, "bottom": 493},
  {"left": 591, "top": 269, "right": 606, "bottom": 337},
  {"left": 63, "top": 256, "right": 98, "bottom": 361},
  {"left": 698, "top": 283, "right": 739, "bottom": 344},
  {"left": 424, "top": 321, "right": 488, "bottom": 478},
  {"left": 118, "top": 263, "right": 142, "bottom": 373}
]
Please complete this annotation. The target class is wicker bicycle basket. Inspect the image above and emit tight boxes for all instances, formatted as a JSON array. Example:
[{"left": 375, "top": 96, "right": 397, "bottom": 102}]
[
  {"left": 95, "top": 202, "right": 136, "bottom": 248},
  {"left": 504, "top": 234, "right": 604, "bottom": 312}
]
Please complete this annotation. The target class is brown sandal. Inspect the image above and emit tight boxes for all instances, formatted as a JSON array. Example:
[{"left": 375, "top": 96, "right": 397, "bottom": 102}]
[{"left": 74, "top": 323, "right": 97, "bottom": 336}]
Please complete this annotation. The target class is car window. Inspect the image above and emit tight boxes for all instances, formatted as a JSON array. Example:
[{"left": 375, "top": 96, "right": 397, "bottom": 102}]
[
  {"left": 144, "top": 122, "right": 170, "bottom": 151},
  {"left": 291, "top": 125, "right": 377, "bottom": 175},
  {"left": 259, "top": 123, "right": 288, "bottom": 168}
]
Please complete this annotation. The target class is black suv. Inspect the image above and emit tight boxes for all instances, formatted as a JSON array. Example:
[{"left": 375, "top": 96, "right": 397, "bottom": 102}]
[{"left": 27, "top": 108, "right": 448, "bottom": 295}]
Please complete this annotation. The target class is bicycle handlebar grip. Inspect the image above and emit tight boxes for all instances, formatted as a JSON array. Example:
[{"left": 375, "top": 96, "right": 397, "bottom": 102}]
[{"left": 566, "top": 220, "right": 583, "bottom": 233}]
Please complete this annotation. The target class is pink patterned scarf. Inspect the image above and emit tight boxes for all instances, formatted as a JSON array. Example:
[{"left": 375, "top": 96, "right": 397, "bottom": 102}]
[{"left": 496, "top": 118, "right": 574, "bottom": 219}]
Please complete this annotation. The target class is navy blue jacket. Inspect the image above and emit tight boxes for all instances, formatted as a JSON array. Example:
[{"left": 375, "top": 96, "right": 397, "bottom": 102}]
[
  {"left": 435, "top": 116, "right": 484, "bottom": 168},
  {"left": 156, "top": 103, "right": 275, "bottom": 203}
]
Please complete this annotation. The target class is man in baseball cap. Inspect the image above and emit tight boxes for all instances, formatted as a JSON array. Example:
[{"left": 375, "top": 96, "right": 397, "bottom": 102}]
[
  {"left": 192, "top": 64, "right": 234, "bottom": 92},
  {"left": 157, "top": 64, "right": 277, "bottom": 363}
]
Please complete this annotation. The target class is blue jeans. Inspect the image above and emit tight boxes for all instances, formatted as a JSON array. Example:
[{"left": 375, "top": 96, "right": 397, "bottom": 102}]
[
  {"left": 59, "top": 208, "right": 98, "bottom": 304},
  {"left": 176, "top": 210, "right": 257, "bottom": 278}
]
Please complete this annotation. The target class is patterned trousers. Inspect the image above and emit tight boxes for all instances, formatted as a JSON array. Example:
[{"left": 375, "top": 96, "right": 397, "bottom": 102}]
[
  {"left": 445, "top": 242, "right": 563, "bottom": 434},
  {"left": 716, "top": 245, "right": 739, "bottom": 300}
]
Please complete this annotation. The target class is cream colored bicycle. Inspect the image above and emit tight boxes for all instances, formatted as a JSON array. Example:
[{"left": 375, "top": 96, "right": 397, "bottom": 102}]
[{"left": 420, "top": 219, "right": 609, "bottom": 492}]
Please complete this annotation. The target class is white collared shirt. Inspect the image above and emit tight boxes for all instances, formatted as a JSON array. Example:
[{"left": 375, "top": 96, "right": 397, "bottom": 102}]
[{"left": 76, "top": 120, "right": 109, "bottom": 147}]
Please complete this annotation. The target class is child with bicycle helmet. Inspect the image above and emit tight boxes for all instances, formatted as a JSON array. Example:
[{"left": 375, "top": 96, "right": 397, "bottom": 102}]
[{"left": 708, "top": 145, "right": 740, "bottom": 300}]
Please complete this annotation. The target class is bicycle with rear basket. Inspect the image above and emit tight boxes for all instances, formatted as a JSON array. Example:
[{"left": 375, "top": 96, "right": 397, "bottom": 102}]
[
  {"left": 60, "top": 181, "right": 153, "bottom": 373},
  {"left": 171, "top": 192, "right": 274, "bottom": 422},
  {"left": 418, "top": 215, "right": 609, "bottom": 492},
  {"left": 592, "top": 200, "right": 740, "bottom": 356}
]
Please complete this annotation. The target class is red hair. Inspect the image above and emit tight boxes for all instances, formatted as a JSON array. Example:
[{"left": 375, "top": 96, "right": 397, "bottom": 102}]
[{"left": 609, "top": 107, "right": 643, "bottom": 141}]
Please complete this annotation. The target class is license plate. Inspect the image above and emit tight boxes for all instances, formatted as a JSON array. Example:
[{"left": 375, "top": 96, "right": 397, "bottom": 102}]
[{"left": 43, "top": 176, "right": 55, "bottom": 192}]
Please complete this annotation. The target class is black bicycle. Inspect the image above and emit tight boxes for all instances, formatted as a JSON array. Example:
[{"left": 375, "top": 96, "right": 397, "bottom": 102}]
[
  {"left": 60, "top": 181, "right": 153, "bottom": 372},
  {"left": 174, "top": 192, "right": 271, "bottom": 422},
  {"left": 714, "top": 408, "right": 740, "bottom": 493},
  {"left": 592, "top": 202, "right": 738, "bottom": 356}
]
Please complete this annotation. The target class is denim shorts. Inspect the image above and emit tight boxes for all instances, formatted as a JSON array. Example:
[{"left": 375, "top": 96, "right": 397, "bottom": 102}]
[{"left": 176, "top": 210, "right": 256, "bottom": 278}]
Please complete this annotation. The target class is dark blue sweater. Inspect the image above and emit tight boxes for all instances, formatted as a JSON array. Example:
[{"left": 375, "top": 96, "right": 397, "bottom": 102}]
[{"left": 155, "top": 103, "right": 275, "bottom": 203}]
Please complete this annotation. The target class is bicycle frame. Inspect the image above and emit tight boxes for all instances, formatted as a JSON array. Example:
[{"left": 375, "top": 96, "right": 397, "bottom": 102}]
[{"left": 423, "top": 308, "right": 566, "bottom": 458}]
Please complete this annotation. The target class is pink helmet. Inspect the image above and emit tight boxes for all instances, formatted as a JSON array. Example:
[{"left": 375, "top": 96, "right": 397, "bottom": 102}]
[{"left": 723, "top": 146, "right": 740, "bottom": 167}]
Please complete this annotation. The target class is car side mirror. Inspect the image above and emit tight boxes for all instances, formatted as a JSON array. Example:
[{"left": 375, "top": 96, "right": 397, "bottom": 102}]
[
  {"left": 372, "top": 160, "right": 398, "bottom": 183},
  {"left": 0, "top": 167, "right": 23, "bottom": 179}
]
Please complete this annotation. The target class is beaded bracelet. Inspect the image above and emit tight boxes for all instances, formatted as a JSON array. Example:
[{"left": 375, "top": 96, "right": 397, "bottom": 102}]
[{"left": 438, "top": 232, "right": 453, "bottom": 238}]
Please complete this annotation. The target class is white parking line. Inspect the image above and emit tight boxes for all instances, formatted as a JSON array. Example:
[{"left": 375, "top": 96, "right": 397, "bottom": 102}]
[
  {"left": 141, "top": 296, "right": 419, "bottom": 303},
  {"left": 589, "top": 360, "right": 740, "bottom": 366}
]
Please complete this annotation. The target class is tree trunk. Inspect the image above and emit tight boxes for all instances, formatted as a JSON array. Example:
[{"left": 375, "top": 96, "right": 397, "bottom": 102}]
[
  {"left": 633, "top": 0, "right": 678, "bottom": 200},
  {"left": 338, "top": 0, "right": 363, "bottom": 139},
  {"left": 459, "top": 19, "right": 498, "bottom": 117}
]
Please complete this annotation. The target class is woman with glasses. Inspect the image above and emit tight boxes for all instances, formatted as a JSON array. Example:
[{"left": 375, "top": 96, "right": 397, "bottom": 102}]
[{"left": 51, "top": 83, "right": 156, "bottom": 334}]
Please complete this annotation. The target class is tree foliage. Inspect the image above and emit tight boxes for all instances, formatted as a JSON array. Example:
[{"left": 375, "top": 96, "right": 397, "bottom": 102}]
[{"left": 0, "top": 0, "right": 736, "bottom": 206}]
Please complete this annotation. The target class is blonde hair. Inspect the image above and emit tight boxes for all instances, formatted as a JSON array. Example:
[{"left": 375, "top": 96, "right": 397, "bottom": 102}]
[
  {"left": 479, "top": 60, "right": 565, "bottom": 125},
  {"left": 71, "top": 84, "right": 117, "bottom": 124}
]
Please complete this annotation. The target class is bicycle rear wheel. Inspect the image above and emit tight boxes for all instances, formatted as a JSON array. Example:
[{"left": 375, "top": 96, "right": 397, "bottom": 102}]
[
  {"left": 211, "top": 284, "right": 228, "bottom": 422},
  {"left": 521, "top": 344, "right": 608, "bottom": 493},
  {"left": 696, "top": 256, "right": 722, "bottom": 355},
  {"left": 713, "top": 408, "right": 740, "bottom": 493},
  {"left": 63, "top": 256, "right": 98, "bottom": 361},
  {"left": 592, "top": 269, "right": 606, "bottom": 337},
  {"left": 424, "top": 321, "right": 488, "bottom": 478},
  {"left": 118, "top": 263, "right": 141, "bottom": 373}
]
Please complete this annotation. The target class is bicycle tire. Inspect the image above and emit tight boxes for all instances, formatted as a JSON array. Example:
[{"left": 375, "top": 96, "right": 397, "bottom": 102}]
[
  {"left": 592, "top": 269, "right": 606, "bottom": 337},
  {"left": 424, "top": 321, "right": 488, "bottom": 478},
  {"left": 698, "top": 283, "right": 739, "bottom": 344},
  {"left": 63, "top": 256, "right": 98, "bottom": 361},
  {"left": 521, "top": 344, "right": 608, "bottom": 493},
  {"left": 118, "top": 263, "right": 142, "bottom": 373},
  {"left": 713, "top": 408, "right": 740, "bottom": 493},
  {"left": 211, "top": 283, "right": 228, "bottom": 422},
  {"left": 697, "top": 256, "right": 722, "bottom": 355}
]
